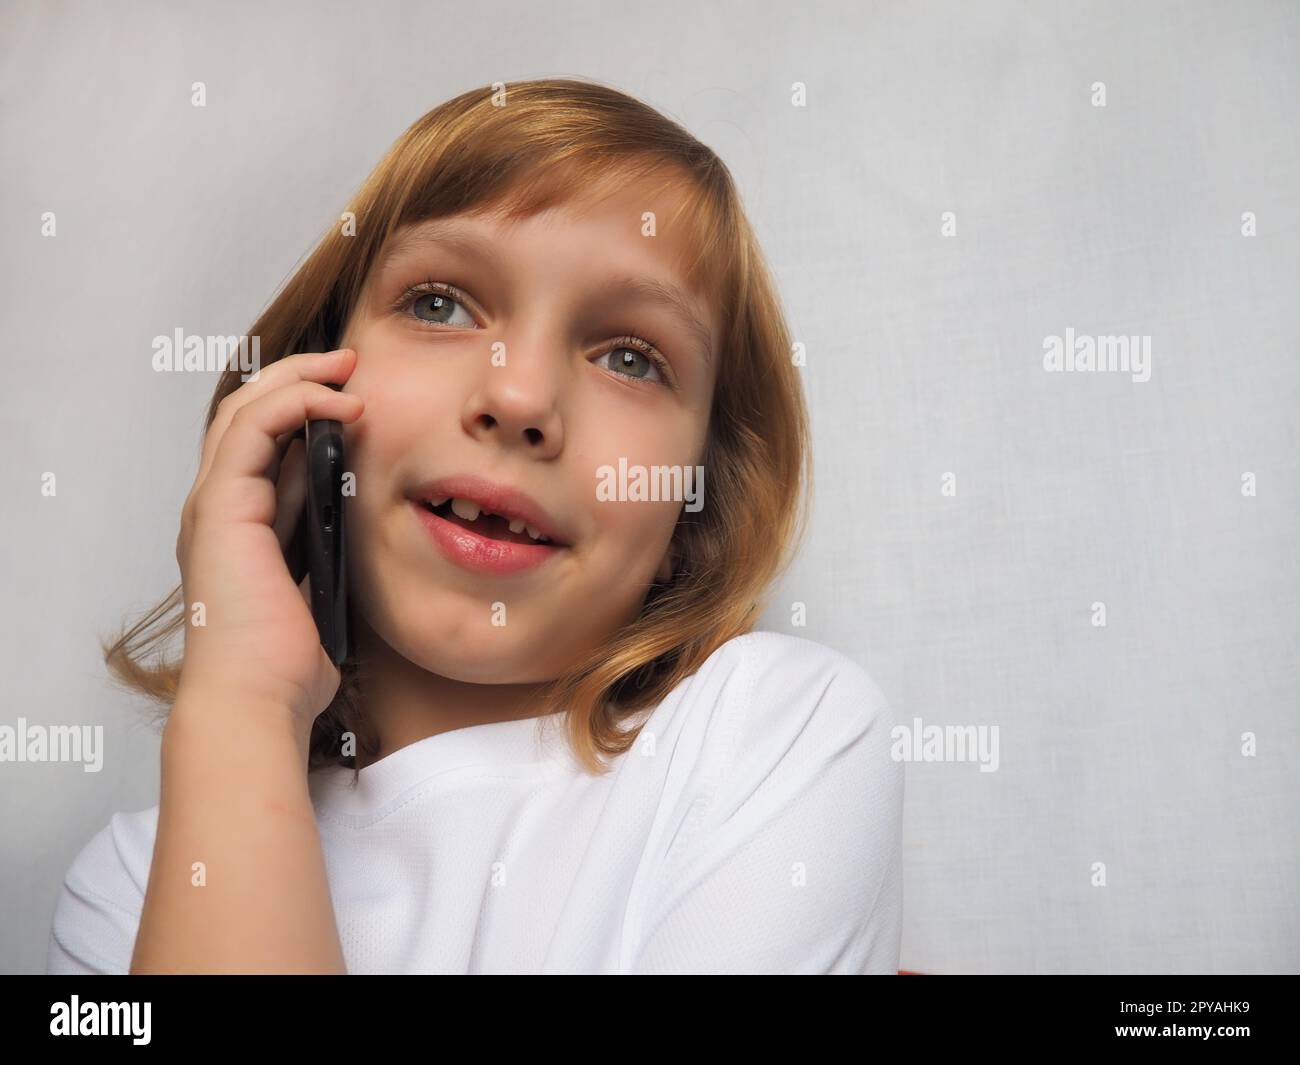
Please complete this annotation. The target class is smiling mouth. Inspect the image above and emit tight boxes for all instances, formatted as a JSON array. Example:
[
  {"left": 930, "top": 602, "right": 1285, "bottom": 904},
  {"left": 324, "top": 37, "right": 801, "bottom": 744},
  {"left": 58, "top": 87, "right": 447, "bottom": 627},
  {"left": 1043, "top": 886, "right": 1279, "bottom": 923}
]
[{"left": 418, "top": 499, "right": 563, "bottom": 547}]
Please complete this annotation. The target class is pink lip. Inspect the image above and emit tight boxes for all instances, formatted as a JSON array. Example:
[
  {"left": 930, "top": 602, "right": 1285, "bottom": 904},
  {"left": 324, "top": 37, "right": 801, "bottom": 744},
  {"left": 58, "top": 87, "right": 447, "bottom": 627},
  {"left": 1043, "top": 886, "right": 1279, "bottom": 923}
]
[{"left": 411, "top": 500, "right": 565, "bottom": 575}]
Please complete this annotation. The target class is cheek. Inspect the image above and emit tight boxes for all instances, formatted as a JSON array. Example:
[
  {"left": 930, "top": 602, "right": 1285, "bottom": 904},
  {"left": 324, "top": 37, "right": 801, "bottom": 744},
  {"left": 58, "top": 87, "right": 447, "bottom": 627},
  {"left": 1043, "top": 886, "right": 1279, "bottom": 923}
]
[
  {"left": 579, "top": 455, "right": 699, "bottom": 559},
  {"left": 568, "top": 407, "right": 706, "bottom": 554},
  {"left": 575, "top": 399, "right": 704, "bottom": 469},
  {"left": 594, "top": 498, "right": 681, "bottom": 559},
  {"left": 343, "top": 361, "right": 456, "bottom": 468}
]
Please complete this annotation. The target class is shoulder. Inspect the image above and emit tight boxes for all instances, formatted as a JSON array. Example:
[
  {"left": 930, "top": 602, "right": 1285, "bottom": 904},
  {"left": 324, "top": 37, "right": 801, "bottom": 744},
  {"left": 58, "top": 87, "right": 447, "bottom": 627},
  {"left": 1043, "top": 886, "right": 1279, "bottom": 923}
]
[
  {"left": 625, "top": 631, "right": 904, "bottom": 972},
  {"left": 723, "top": 629, "right": 895, "bottom": 743},
  {"left": 47, "top": 805, "right": 159, "bottom": 975},
  {"left": 648, "top": 628, "right": 902, "bottom": 877},
  {"left": 661, "top": 629, "right": 898, "bottom": 786}
]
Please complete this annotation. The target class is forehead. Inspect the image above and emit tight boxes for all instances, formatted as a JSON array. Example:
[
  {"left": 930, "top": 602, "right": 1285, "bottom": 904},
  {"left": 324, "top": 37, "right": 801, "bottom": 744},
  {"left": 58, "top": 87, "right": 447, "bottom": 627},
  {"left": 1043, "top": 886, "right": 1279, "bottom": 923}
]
[{"left": 385, "top": 167, "right": 702, "bottom": 279}]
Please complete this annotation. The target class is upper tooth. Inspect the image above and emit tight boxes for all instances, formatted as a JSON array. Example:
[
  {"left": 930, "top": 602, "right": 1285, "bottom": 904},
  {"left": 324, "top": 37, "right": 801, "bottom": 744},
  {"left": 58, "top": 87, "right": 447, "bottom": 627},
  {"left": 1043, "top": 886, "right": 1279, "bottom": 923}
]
[
  {"left": 450, "top": 498, "right": 481, "bottom": 521},
  {"left": 445, "top": 497, "right": 551, "bottom": 541},
  {"left": 428, "top": 496, "right": 449, "bottom": 507}
]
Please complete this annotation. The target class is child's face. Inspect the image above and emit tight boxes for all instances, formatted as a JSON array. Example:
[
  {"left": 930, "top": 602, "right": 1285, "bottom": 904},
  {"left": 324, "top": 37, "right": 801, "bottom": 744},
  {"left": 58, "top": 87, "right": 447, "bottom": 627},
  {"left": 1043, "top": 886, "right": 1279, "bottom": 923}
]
[{"left": 337, "top": 175, "right": 718, "bottom": 683}]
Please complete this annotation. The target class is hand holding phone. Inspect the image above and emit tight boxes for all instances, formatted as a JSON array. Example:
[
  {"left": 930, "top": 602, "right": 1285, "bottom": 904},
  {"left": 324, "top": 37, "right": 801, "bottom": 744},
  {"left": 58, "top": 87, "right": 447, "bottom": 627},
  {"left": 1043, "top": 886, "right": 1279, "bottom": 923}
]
[{"left": 175, "top": 349, "right": 362, "bottom": 729}]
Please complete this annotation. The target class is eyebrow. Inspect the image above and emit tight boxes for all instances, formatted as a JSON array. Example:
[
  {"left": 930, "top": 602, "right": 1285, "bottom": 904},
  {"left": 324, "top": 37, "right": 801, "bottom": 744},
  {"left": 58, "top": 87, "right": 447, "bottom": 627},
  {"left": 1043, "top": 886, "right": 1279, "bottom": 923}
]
[
  {"left": 377, "top": 219, "right": 509, "bottom": 277},
  {"left": 594, "top": 274, "right": 714, "bottom": 367},
  {"left": 377, "top": 220, "right": 714, "bottom": 366}
]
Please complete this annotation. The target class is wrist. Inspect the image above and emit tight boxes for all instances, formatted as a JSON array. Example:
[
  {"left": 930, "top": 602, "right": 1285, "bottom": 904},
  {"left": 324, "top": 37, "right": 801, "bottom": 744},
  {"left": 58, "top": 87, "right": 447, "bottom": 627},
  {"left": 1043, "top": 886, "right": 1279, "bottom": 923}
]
[{"left": 166, "top": 680, "right": 312, "bottom": 767}]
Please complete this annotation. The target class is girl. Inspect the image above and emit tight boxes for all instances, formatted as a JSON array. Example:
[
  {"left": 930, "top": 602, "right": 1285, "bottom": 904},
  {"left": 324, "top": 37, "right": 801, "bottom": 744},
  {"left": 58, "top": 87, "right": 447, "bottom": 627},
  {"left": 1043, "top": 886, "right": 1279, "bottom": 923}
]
[{"left": 47, "top": 78, "right": 903, "bottom": 975}]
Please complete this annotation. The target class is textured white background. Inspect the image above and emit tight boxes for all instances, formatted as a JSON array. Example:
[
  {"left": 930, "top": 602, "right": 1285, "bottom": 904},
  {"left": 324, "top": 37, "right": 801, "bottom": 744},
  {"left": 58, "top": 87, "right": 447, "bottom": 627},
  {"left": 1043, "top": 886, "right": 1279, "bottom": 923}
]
[{"left": 1, "top": 0, "right": 1296, "bottom": 974}]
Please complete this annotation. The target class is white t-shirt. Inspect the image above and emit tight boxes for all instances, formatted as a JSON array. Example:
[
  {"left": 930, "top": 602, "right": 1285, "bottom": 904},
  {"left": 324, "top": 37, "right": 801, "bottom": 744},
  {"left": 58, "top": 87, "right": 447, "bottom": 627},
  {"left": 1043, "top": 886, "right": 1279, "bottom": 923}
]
[{"left": 46, "top": 630, "right": 903, "bottom": 974}]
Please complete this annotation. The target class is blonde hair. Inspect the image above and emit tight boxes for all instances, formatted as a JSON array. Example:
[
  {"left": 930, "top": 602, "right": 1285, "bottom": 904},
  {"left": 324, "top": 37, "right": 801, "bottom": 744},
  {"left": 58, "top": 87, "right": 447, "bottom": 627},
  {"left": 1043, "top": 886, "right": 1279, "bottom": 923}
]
[{"left": 104, "top": 77, "right": 814, "bottom": 778}]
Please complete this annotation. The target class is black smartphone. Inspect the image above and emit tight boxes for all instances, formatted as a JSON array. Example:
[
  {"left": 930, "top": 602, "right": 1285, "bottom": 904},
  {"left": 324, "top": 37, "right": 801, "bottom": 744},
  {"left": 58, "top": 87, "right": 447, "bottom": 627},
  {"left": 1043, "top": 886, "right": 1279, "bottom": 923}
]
[{"left": 305, "top": 407, "right": 349, "bottom": 665}]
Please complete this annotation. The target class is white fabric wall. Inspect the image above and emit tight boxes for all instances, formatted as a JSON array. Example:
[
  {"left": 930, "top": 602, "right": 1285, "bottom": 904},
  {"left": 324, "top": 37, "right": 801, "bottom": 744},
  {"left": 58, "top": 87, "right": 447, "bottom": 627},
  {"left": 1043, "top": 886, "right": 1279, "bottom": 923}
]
[{"left": 2, "top": 0, "right": 1296, "bottom": 974}]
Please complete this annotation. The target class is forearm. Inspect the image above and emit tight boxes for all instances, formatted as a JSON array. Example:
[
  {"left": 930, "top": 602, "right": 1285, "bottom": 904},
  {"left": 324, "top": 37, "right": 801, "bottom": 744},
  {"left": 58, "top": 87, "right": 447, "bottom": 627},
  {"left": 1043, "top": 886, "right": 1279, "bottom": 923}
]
[{"left": 130, "top": 689, "right": 346, "bottom": 974}]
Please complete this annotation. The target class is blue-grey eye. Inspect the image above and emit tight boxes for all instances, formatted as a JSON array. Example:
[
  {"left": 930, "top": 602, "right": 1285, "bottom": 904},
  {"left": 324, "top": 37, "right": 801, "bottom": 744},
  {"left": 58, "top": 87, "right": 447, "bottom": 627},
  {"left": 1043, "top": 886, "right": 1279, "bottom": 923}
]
[
  {"left": 597, "top": 346, "right": 662, "bottom": 384},
  {"left": 411, "top": 291, "right": 474, "bottom": 327},
  {"left": 615, "top": 348, "right": 649, "bottom": 377}
]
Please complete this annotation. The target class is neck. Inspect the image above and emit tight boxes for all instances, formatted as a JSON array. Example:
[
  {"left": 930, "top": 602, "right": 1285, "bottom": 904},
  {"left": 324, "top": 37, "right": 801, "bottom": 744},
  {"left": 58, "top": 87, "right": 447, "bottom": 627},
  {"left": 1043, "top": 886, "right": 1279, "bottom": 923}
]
[{"left": 350, "top": 614, "right": 554, "bottom": 770}]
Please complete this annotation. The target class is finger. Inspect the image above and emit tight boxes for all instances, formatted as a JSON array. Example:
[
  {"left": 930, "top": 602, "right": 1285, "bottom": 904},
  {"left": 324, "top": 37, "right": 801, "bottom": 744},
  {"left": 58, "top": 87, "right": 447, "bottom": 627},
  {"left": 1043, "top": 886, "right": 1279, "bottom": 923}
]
[
  {"left": 198, "top": 349, "right": 354, "bottom": 490},
  {"left": 193, "top": 348, "right": 357, "bottom": 497},
  {"left": 272, "top": 436, "right": 308, "bottom": 551},
  {"left": 183, "top": 352, "right": 353, "bottom": 534},
  {"left": 193, "top": 381, "right": 363, "bottom": 529},
  {"left": 266, "top": 424, "right": 306, "bottom": 486}
]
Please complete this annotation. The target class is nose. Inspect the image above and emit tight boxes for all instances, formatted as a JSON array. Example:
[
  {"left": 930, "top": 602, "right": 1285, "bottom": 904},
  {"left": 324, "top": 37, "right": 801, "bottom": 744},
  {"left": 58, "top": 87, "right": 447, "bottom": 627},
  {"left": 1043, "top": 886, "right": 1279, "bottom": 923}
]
[{"left": 464, "top": 344, "right": 565, "bottom": 459}]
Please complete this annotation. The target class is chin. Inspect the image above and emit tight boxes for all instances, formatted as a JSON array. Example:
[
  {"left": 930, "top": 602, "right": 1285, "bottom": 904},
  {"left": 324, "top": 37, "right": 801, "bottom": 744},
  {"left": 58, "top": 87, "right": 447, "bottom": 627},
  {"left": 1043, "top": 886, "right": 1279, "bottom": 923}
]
[{"left": 365, "top": 602, "right": 562, "bottom": 684}]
